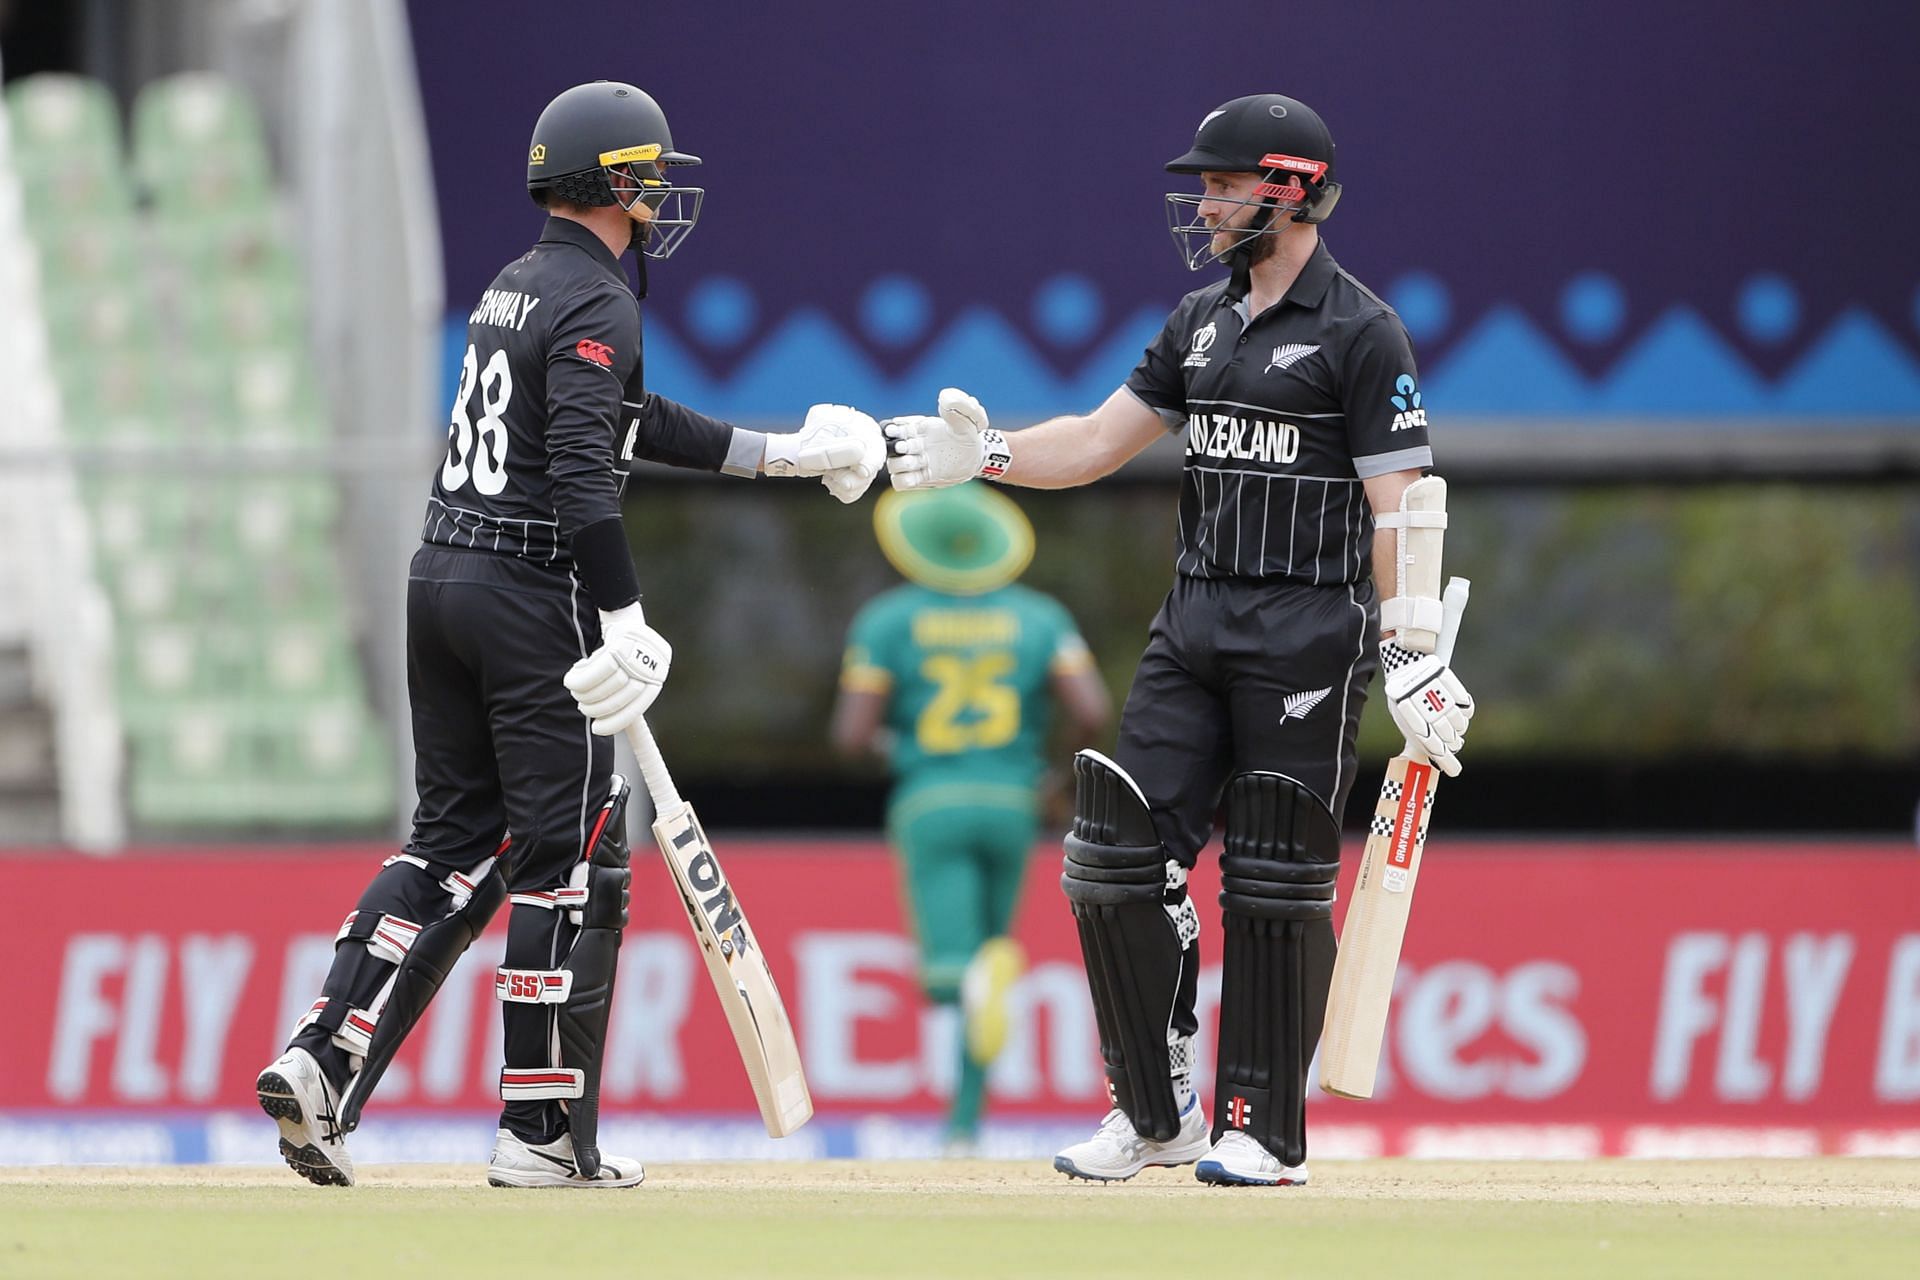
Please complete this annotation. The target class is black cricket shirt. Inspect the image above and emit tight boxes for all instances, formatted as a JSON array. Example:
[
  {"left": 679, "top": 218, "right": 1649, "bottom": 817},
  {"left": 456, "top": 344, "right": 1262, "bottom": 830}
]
[
  {"left": 1125, "top": 240, "right": 1434, "bottom": 585},
  {"left": 422, "top": 217, "right": 757, "bottom": 570}
]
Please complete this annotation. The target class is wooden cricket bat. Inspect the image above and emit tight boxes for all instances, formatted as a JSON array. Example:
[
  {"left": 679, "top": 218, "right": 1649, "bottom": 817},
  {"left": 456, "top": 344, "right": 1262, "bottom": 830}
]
[
  {"left": 625, "top": 718, "right": 814, "bottom": 1137},
  {"left": 1319, "top": 577, "right": 1470, "bottom": 1100}
]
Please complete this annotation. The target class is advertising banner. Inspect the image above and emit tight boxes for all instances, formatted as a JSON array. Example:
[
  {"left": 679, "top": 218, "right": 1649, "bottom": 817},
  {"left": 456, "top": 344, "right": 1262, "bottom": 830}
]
[{"left": 4, "top": 841, "right": 1917, "bottom": 1161}]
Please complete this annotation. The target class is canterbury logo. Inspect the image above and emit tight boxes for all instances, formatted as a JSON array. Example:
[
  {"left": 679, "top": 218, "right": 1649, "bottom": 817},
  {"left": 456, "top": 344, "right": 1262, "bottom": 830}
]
[
  {"left": 575, "top": 339, "right": 615, "bottom": 367},
  {"left": 1265, "top": 343, "right": 1320, "bottom": 374},
  {"left": 1281, "top": 687, "right": 1332, "bottom": 721}
]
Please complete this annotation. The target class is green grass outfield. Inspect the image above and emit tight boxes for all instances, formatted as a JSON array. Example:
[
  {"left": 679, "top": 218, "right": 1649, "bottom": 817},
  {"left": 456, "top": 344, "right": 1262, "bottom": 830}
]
[{"left": 3, "top": 1160, "right": 1914, "bottom": 1279}]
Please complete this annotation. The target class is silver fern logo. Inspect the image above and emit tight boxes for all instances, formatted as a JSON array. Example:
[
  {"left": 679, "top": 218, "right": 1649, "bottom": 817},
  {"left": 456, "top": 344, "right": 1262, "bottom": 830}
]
[
  {"left": 1265, "top": 343, "right": 1319, "bottom": 374},
  {"left": 1281, "top": 687, "right": 1332, "bottom": 721}
]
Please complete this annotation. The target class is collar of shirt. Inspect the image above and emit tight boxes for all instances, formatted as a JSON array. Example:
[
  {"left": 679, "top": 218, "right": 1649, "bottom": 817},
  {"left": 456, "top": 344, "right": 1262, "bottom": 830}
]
[
  {"left": 537, "top": 215, "right": 628, "bottom": 279},
  {"left": 1225, "top": 239, "right": 1339, "bottom": 325}
]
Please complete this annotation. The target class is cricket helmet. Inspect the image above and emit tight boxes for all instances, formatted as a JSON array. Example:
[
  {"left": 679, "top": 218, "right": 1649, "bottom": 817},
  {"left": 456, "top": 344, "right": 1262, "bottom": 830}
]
[
  {"left": 874, "top": 484, "right": 1035, "bottom": 596},
  {"left": 525, "top": 81, "right": 704, "bottom": 259},
  {"left": 1164, "top": 93, "right": 1342, "bottom": 271}
]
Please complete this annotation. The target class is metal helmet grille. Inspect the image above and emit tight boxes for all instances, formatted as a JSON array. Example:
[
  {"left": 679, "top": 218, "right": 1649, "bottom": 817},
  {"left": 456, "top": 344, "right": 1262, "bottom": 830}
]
[
  {"left": 606, "top": 165, "right": 704, "bottom": 260},
  {"left": 632, "top": 185, "right": 703, "bottom": 260}
]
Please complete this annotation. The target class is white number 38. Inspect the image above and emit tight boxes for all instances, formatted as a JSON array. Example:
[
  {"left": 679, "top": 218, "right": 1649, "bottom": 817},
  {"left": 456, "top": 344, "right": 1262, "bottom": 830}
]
[{"left": 440, "top": 343, "right": 513, "bottom": 496}]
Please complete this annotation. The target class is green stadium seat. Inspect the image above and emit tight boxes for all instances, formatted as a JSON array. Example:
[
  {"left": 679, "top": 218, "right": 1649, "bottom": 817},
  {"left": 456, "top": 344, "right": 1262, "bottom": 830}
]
[
  {"left": 4, "top": 74, "right": 130, "bottom": 215},
  {"left": 181, "top": 272, "right": 304, "bottom": 346},
  {"left": 6, "top": 73, "right": 120, "bottom": 152},
  {"left": 217, "top": 475, "right": 340, "bottom": 553},
  {"left": 257, "top": 621, "right": 363, "bottom": 699},
  {"left": 40, "top": 279, "right": 151, "bottom": 347},
  {"left": 126, "top": 705, "right": 274, "bottom": 827},
  {"left": 132, "top": 73, "right": 272, "bottom": 213},
  {"left": 85, "top": 476, "right": 193, "bottom": 559},
  {"left": 30, "top": 214, "right": 136, "bottom": 281},
  {"left": 269, "top": 703, "right": 394, "bottom": 826},
  {"left": 152, "top": 208, "right": 296, "bottom": 278}
]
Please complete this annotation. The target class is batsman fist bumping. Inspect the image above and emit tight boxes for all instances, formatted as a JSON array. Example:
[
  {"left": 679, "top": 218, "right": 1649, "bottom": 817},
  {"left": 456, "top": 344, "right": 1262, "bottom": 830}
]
[
  {"left": 885, "top": 94, "right": 1475, "bottom": 1185},
  {"left": 256, "top": 82, "right": 882, "bottom": 1190}
]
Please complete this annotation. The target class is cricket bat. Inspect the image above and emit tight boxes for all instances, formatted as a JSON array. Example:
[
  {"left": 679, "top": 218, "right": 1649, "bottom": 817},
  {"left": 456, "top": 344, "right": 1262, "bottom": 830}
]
[
  {"left": 1318, "top": 576, "right": 1470, "bottom": 1100},
  {"left": 625, "top": 718, "right": 814, "bottom": 1137}
]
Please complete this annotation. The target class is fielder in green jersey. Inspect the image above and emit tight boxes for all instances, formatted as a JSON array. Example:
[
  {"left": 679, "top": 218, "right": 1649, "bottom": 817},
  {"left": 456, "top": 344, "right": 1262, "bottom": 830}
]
[{"left": 833, "top": 483, "right": 1110, "bottom": 1151}]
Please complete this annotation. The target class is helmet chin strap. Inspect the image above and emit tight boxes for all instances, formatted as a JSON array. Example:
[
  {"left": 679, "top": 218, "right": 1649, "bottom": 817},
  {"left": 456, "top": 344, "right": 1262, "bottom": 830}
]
[{"left": 1223, "top": 200, "right": 1278, "bottom": 301}]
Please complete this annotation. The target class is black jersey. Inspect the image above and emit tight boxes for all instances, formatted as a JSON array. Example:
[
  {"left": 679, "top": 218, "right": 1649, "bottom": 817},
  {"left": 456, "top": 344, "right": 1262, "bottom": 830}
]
[
  {"left": 1126, "top": 241, "right": 1434, "bottom": 585},
  {"left": 423, "top": 218, "right": 752, "bottom": 571}
]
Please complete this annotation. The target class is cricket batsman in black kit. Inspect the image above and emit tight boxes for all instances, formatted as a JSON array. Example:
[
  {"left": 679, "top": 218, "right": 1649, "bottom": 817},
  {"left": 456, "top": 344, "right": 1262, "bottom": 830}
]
[
  {"left": 254, "top": 81, "right": 884, "bottom": 1188},
  {"left": 883, "top": 94, "right": 1476, "bottom": 1186}
]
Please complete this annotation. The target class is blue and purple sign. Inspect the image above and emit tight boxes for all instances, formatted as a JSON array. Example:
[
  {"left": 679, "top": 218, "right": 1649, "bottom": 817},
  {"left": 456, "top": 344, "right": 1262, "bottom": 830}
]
[{"left": 409, "top": 1, "right": 1920, "bottom": 422}]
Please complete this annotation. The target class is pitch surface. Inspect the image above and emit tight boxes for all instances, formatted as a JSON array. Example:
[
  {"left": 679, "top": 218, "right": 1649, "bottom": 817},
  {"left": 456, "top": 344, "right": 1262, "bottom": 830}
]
[{"left": 3, "top": 1160, "right": 1914, "bottom": 1277}]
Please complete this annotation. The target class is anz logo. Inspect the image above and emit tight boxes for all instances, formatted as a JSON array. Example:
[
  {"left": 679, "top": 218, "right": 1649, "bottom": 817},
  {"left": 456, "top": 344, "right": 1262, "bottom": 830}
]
[{"left": 1390, "top": 374, "right": 1428, "bottom": 431}]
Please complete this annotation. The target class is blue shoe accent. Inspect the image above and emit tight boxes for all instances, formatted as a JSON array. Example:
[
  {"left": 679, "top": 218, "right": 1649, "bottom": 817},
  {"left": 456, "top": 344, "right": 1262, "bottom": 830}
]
[{"left": 1195, "top": 1158, "right": 1279, "bottom": 1187}]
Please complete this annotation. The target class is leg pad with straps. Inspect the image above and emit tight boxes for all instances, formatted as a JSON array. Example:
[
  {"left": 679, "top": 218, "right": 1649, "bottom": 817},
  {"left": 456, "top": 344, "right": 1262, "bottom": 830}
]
[
  {"left": 1060, "top": 750, "right": 1197, "bottom": 1143},
  {"left": 322, "top": 844, "right": 510, "bottom": 1134},
  {"left": 495, "top": 774, "right": 632, "bottom": 1178},
  {"left": 1214, "top": 771, "right": 1341, "bottom": 1167}
]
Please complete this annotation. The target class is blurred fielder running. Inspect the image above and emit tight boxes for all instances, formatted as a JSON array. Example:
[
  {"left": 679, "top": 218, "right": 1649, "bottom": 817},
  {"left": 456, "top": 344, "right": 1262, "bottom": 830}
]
[
  {"left": 882, "top": 94, "right": 1475, "bottom": 1185},
  {"left": 832, "top": 485, "right": 1110, "bottom": 1152},
  {"left": 256, "top": 81, "right": 883, "bottom": 1189}
]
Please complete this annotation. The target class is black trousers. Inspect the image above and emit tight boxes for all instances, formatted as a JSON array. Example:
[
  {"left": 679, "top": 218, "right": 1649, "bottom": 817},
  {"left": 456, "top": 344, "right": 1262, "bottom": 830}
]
[
  {"left": 293, "top": 545, "right": 612, "bottom": 1140},
  {"left": 402, "top": 544, "right": 610, "bottom": 883},
  {"left": 1102, "top": 573, "right": 1378, "bottom": 1144},
  {"left": 1115, "top": 573, "right": 1379, "bottom": 866}
]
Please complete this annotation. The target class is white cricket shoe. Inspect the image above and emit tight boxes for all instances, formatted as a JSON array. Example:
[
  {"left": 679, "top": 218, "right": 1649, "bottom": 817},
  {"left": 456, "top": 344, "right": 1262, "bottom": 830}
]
[
  {"left": 256, "top": 1047, "right": 354, "bottom": 1188},
  {"left": 487, "top": 1128, "right": 645, "bottom": 1188},
  {"left": 1053, "top": 1101, "right": 1210, "bottom": 1182},
  {"left": 1194, "top": 1129, "right": 1310, "bottom": 1187}
]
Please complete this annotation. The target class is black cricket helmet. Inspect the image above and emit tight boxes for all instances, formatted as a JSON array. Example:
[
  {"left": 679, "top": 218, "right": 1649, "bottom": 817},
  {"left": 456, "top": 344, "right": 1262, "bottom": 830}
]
[
  {"left": 525, "top": 81, "right": 704, "bottom": 259},
  {"left": 1164, "top": 93, "right": 1342, "bottom": 271}
]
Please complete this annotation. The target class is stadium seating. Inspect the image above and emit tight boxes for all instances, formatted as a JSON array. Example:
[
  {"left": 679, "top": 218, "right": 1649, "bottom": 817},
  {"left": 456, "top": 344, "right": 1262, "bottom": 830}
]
[{"left": 4, "top": 71, "right": 392, "bottom": 833}]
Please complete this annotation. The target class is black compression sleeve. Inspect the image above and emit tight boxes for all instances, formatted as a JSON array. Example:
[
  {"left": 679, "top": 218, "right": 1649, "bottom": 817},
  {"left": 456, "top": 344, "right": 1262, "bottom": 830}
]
[
  {"left": 568, "top": 517, "right": 642, "bottom": 612},
  {"left": 635, "top": 395, "right": 736, "bottom": 471}
]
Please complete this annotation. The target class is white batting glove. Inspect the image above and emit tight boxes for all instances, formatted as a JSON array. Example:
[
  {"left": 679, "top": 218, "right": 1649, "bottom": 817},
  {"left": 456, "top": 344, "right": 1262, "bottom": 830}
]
[
  {"left": 765, "top": 404, "right": 884, "bottom": 503},
  {"left": 882, "top": 387, "right": 1011, "bottom": 491},
  {"left": 564, "top": 602, "right": 672, "bottom": 736},
  {"left": 1382, "top": 640, "right": 1475, "bottom": 776}
]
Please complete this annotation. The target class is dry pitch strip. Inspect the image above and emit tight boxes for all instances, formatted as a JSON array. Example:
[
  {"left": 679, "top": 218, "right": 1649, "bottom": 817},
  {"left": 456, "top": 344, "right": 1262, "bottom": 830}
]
[{"left": 3, "top": 1159, "right": 1914, "bottom": 1278}]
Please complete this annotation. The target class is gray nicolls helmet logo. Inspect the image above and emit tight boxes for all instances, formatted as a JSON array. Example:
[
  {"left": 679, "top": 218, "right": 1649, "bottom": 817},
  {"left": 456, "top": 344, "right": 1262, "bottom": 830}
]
[
  {"left": 525, "top": 81, "right": 706, "bottom": 260},
  {"left": 1163, "top": 93, "right": 1343, "bottom": 272}
]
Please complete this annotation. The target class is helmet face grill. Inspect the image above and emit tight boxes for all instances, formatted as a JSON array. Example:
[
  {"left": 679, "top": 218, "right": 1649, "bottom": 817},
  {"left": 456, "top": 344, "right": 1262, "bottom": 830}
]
[
  {"left": 630, "top": 184, "right": 704, "bottom": 260},
  {"left": 1165, "top": 188, "right": 1303, "bottom": 271}
]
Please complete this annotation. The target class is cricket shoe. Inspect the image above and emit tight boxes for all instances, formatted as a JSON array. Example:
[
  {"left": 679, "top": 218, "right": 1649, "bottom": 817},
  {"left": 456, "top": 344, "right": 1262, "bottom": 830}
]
[
  {"left": 487, "top": 1128, "right": 645, "bottom": 1188},
  {"left": 1053, "top": 1100, "right": 1210, "bottom": 1182},
  {"left": 962, "top": 936, "right": 1025, "bottom": 1064},
  {"left": 1194, "top": 1130, "right": 1310, "bottom": 1187},
  {"left": 256, "top": 1047, "right": 354, "bottom": 1188}
]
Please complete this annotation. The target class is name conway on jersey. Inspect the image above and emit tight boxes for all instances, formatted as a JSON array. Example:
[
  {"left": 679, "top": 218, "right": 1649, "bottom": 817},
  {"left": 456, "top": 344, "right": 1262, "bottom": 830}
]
[
  {"left": 1127, "top": 241, "right": 1434, "bottom": 584},
  {"left": 424, "top": 218, "right": 749, "bottom": 569}
]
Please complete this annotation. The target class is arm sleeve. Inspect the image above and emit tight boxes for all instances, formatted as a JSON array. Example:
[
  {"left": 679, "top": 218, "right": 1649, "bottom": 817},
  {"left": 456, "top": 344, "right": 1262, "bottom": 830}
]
[
  {"left": 545, "top": 286, "right": 644, "bottom": 610},
  {"left": 840, "top": 601, "right": 897, "bottom": 694},
  {"left": 632, "top": 393, "right": 751, "bottom": 474},
  {"left": 546, "top": 283, "right": 642, "bottom": 538},
  {"left": 1342, "top": 312, "right": 1435, "bottom": 478},
  {"left": 1122, "top": 304, "right": 1192, "bottom": 431}
]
